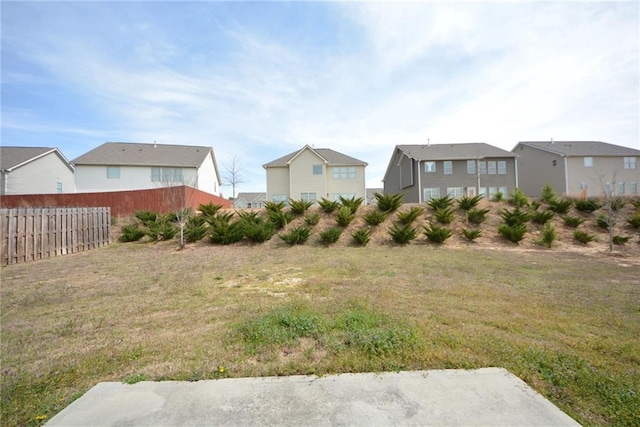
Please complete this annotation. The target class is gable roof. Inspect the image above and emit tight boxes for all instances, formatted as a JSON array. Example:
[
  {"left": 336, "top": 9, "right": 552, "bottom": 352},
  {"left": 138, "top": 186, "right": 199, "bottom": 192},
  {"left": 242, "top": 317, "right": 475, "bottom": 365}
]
[
  {"left": 72, "top": 142, "right": 214, "bottom": 168},
  {"left": 515, "top": 141, "right": 640, "bottom": 157},
  {"left": 1, "top": 147, "right": 73, "bottom": 172},
  {"left": 236, "top": 192, "right": 266, "bottom": 202},
  {"left": 263, "top": 145, "right": 367, "bottom": 168},
  {"left": 395, "top": 143, "right": 517, "bottom": 161}
]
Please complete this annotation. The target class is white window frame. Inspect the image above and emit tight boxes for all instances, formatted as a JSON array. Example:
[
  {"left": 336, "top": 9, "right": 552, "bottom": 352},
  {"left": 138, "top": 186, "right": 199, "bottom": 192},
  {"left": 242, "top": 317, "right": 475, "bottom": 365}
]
[
  {"left": 618, "top": 182, "right": 625, "bottom": 195},
  {"left": 497, "top": 161, "right": 506, "bottom": 175},
  {"left": 584, "top": 157, "right": 593, "bottom": 167},
  {"left": 631, "top": 182, "right": 638, "bottom": 194},
  {"left": 273, "top": 194, "right": 288, "bottom": 205},
  {"left": 332, "top": 166, "right": 356, "bottom": 180},
  {"left": 301, "top": 192, "right": 317, "bottom": 204},
  {"left": 624, "top": 157, "right": 637, "bottom": 169},
  {"left": 478, "top": 161, "right": 487, "bottom": 175},
  {"left": 488, "top": 161, "right": 497, "bottom": 175},
  {"left": 443, "top": 161, "right": 453, "bottom": 175},
  {"left": 479, "top": 187, "right": 488, "bottom": 198},
  {"left": 467, "top": 160, "right": 476, "bottom": 174},
  {"left": 424, "top": 161, "right": 436, "bottom": 173},
  {"left": 56, "top": 182, "right": 63, "bottom": 193},
  {"left": 107, "top": 166, "right": 120, "bottom": 179},
  {"left": 423, "top": 187, "right": 440, "bottom": 201},
  {"left": 313, "top": 164, "right": 323, "bottom": 175},
  {"left": 333, "top": 193, "right": 356, "bottom": 201},
  {"left": 447, "top": 187, "right": 463, "bottom": 198}
]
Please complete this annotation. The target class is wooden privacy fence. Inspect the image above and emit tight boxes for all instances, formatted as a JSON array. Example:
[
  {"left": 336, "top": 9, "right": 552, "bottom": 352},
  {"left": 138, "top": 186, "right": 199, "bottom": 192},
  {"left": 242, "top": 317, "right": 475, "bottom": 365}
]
[{"left": 1, "top": 207, "right": 111, "bottom": 265}]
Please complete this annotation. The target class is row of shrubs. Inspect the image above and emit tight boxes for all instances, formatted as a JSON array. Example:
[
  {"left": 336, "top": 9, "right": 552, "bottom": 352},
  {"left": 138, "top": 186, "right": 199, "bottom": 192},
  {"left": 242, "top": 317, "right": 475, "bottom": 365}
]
[{"left": 120, "top": 188, "right": 640, "bottom": 248}]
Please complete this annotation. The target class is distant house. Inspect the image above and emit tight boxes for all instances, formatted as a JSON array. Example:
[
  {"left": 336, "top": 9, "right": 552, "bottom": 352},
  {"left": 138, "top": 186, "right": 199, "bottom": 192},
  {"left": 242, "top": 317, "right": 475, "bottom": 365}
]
[
  {"left": 513, "top": 141, "right": 640, "bottom": 198},
  {"left": 366, "top": 188, "right": 384, "bottom": 205},
  {"left": 1, "top": 147, "right": 74, "bottom": 195},
  {"left": 73, "top": 142, "right": 222, "bottom": 196},
  {"left": 383, "top": 143, "right": 518, "bottom": 203},
  {"left": 234, "top": 192, "right": 266, "bottom": 209},
  {"left": 263, "top": 145, "right": 368, "bottom": 204}
]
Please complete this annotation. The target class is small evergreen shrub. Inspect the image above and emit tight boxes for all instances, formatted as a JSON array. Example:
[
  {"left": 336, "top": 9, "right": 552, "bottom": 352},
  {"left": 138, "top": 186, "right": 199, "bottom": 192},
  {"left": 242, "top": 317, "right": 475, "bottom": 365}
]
[
  {"left": 396, "top": 206, "right": 424, "bottom": 225},
  {"left": 242, "top": 219, "right": 275, "bottom": 243},
  {"left": 236, "top": 210, "right": 261, "bottom": 223},
  {"left": 434, "top": 207, "right": 455, "bottom": 225},
  {"left": 626, "top": 212, "right": 640, "bottom": 228},
  {"left": 304, "top": 212, "right": 321, "bottom": 227},
  {"left": 466, "top": 208, "right": 490, "bottom": 225},
  {"left": 374, "top": 192, "right": 404, "bottom": 212},
  {"left": 209, "top": 218, "right": 244, "bottom": 244},
  {"left": 610, "top": 198, "right": 626, "bottom": 212},
  {"left": 491, "top": 192, "right": 504, "bottom": 202},
  {"left": 289, "top": 199, "right": 313, "bottom": 215},
  {"left": 562, "top": 215, "right": 585, "bottom": 228},
  {"left": 184, "top": 216, "right": 208, "bottom": 243},
  {"left": 146, "top": 216, "right": 177, "bottom": 241},
  {"left": 631, "top": 200, "right": 640, "bottom": 210},
  {"left": 319, "top": 227, "right": 342, "bottom": 245},
  {"left": 574, "top": 199, "right": 603, "bottom": 213},
  {"left": 500, "top": 207, "right": 530, "bottom": 226},
  {"left": 573, "top": 230, "right": 596, "bottom": 244},
  {"left": 531, "top": 209, "right": 555, "bottom": 225},
  {"left": 318, "top": 198, "right": 340, "bottom": 214},
  {"left": 427, "top": 195, "right": 454, "bottom": 211},
  {"left": 335, "top": 206, "right": 355, "bottom": 227},
  {"left": 388, "top": 224, "right": 418, "bottom": 244},
  {"left": 613, "top": 235, "right": 631, "bottom": 245},
  {"left": 536, "top": 221, "right": 557, "bottom": 248},
  {"left": 279, "top": 226, "right": 311, "bottom": 245},
  {"left": 119, "top": 224, "right": 146, "bottom": 242},
  {"left": 198, "top": 202, "right": 223, "bottom": 218},
  {"left": 135, "top": 210, "right": 158, "bottom": 226},
  {"left": 508, "top": 188, "right": 529, "bottom": 208},
  {"left": 530, "top": 201, "right": 542, "bottom": 211},
  {"left": 351, "top": 228, "right": 371, "bottom": 246},
  {"left": 424, "top": 223, "right": 453, "bottom": 244},
  {"left": 457, "top": 195, "right": 483, "bottom": 211},
  {"left": 363, "top": 209, "right": 387, "bottom": 226},
  {"left": 461, "top": 228, "right": 482, "bottom": 241},
  {"left": 498, "top": 223, "right": 527, "bottom": 243},
  {"left": 540, "top": 184, "right": 558, "bottom": 204},
  {"left": 338, "top": 196, "right": 364, "bottom": 214},
  {"left": 268, "top": 210, "right": 294, "bottom": 229},
  {"left": 596, "top": 214, "right": 615, "bottom": 229},
  {"left": 548, "top": 198, "right": 573, "bottom": 214},
  {"left": 264, "top": 201, "right": 286, "bottom": 213}
]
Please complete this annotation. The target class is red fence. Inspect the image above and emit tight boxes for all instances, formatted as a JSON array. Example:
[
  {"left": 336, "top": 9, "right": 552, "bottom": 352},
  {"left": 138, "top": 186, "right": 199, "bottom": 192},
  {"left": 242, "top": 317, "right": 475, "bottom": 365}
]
[{"left": 0, "top": 187, "right": 231, "bottom": 217}]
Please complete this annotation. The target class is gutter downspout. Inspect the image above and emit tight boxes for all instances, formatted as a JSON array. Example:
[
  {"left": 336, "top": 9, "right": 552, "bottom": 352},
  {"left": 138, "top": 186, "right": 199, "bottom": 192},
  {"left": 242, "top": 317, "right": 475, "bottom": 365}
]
[
  {"left": 563, "top": 156, "right": 569, "bottom": 196},
  {"left": 477, "top": 158, "right": 481, "bottom": 197},
  {"left": 2, "top": 171, "right": 8, "bottom": 195},
  {"left": 514, "top": 156, "right": 519, "bottom": 189},
  {"left": 417, "top": 159, "right": 422, "bottom": 203}
]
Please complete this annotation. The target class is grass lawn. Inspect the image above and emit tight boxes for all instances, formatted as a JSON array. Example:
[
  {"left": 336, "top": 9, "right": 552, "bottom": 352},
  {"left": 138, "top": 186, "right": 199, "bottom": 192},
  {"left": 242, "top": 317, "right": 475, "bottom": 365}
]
[{"left": 1, "top": 242, "right": 639, "bottom": 426}]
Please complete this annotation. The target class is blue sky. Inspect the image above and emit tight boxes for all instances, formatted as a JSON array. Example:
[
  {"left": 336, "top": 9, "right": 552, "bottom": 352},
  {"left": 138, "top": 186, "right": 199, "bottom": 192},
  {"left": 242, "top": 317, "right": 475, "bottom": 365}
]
[{"left": 2, "top": 1, "right": 638, "bottom": 195}]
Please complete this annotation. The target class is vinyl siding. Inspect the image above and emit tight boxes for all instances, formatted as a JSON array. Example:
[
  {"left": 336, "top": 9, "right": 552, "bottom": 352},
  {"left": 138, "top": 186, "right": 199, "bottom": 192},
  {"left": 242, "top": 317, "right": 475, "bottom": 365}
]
[
  {"left": 266, "top": 167, "right": 290, "bottom": 201},
  {"left": 2, "top": 152, "right": 74, "bottom": 195},
  {"left": 289, "top": 149, "right": 327, "bottom": 200},
  {"left": 196, "top": 151, "right": 220, "bottom": 196},
  {"left": 326, "top": 165, "right": 366, "bottom": 200},
  {"left": 515, "top": 144, "right": 566, "bottom": 197},
  {"left": 566, "top": 156, "right": 640, "bottom": 197},
  {"left": 75, "top": 165, "right": 198, "bottom": 192}
]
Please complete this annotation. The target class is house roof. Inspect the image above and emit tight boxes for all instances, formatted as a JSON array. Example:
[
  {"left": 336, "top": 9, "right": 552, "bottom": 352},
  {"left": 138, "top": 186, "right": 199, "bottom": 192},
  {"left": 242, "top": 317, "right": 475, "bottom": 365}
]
[
  {"left": 236, "top": 192, "right": 266, "bottom": 202},
  {"left": 263, "top": 145, "right": 368, "bottom": 168},
  {"left": 515, "top": 141, "right": 640, "bottom": 157},
  {"left": 72, "top": 142, "right": 215, "bottom": 168},
  {"left": 1, "top": 147, "right": 73, "bottom": 172},
  {"left": 396, "top": 143, "right": 517, "bottom": 161}
]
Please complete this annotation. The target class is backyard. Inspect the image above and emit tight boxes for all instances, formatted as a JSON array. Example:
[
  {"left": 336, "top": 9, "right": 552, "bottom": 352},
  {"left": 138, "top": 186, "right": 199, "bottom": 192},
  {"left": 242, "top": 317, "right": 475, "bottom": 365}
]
[{"left": 1, "top": 239, "right": 639, "bottom": 426}]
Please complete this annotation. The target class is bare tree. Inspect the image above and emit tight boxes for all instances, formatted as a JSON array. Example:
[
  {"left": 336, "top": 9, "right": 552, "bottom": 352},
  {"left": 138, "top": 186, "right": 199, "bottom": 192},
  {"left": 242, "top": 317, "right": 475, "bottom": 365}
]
[
  {"left": 223, "top": 155, "right": 245, "bottom": 200},
  {"left": 159, "top": 173, "right": 197, "bottom": 250},
  {"left": 595, "top": 168, "right": 620, "bottom": 252}
]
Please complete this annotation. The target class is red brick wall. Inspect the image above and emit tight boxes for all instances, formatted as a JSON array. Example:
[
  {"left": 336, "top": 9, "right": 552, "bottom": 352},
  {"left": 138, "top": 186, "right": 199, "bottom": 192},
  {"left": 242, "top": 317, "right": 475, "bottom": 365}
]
[{"left": 0, "top": 187, "right": 231, "bottom": 217}]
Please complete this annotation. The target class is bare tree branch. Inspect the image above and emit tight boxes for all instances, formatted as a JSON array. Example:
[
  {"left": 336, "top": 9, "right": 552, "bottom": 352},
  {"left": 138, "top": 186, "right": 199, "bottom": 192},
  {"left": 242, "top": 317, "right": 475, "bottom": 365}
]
[{"left": 223, "top": 155, "right": 245, "bottom": 199}]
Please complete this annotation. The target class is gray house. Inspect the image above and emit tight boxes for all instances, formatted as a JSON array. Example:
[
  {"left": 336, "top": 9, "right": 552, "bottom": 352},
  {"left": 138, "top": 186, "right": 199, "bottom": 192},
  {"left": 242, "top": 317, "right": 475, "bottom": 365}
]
[
  {"left": 1, "top": 147, "right": 75, "bottom": 195},
  {"left": 383, "top": 143, "right": 518, "bottom": 203},
  {"left": 512, "top": 141, "right": 640, "bottom": 198}
]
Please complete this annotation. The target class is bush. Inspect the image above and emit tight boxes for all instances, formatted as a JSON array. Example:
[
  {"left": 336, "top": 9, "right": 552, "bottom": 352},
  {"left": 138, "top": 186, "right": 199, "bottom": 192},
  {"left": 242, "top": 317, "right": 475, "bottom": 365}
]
[
  {"left": 396, "top": 206, "right": 424, "bottom": 225},
  {"left": 351, "top": 228, "right": 371, "bottom": 246},
  {"left": 319, "top": 227, "right": 342, "bottom": 245},
  {"left": 209, "top": 218, "right": 244, "bottom": 244},
  {"left": 184, "top": 216, "right": 208, "bottom": 243},
  {"left": 198, "top": 202, "right": 223, "bottom": 218},
  {"left": 610, "top": 198, "right": 626, "bottom": 212},
  {"left": 338, "top": 196, "right": 364, "bottom": 214},
  {"left": 427, "top": 195, "right": 454, "bottom": 211},
  {"left": 146, "top": 216, "right": 177, "bottom": 241},
  {"left": 457, "top": 195, "right": 483, "bottom": 211},
  {"left": 491, "top": 192, "right": 504, "bottom": 202},
  {"left": 279, "top": 226, "right": 311, "bottom": 245},
  {"left": 236, "top": 210, "right": 261, "bottom": 223},
  {"left": 596, "top": 214, "right": 615, "bottom": 229},
  {"left": 134, "top": 210, "right": 158, "bottom": 226},
  {"left": 540, "top": 184, "right": 558, "bottom": 204},
  {"left": 508, "top": 188, "right": 529, "bottom": 208},
  {"left": 613, "top": 235, "right": 631, "bottom": 245},
  {"left": 424, "top": 223, "right": 453, "bottom": 244},
  {"left": 466, "top": 208, "right": 490, "bottom": 225},
  {"left": 268, "top": 210, "right": 294, "bottom": 229},
  {"left": 119, "top": 224, "right": 146, "bottom": 242},
  {"left": 573, "top": 230, "right": 596, "bottom": 244},
  {"left": 242, "top": 218, "right": 275, "bottom": 243},
  {"left": 318, "top": 198, "right": 340, "bottom": 214},
  {"left": 363, "top": 209, "right": 387, "bottom": 226},
  {"left": 531, "top": 209, "right": 555, "bottom": 225},
  {"left": 574, "top": 199, "right": 603, "bottom": 213},
  {"left": 631, "top": 200, "right": 640, "bottom": 210},
  {"left": 536, "top": 221, "right": 558, "bottom": 248},
  {"left": 374, "top": 192, "right": 403, "bottom": 212},
  {"left": 289, "top": 199, "right": 313, "bottom": 215},
  {"left": 304, "top": 212, "right": 321, "bottom": 227},
  {"left": 461, "top": 228, "right": 482, "bottom": 241},
  {"left": 498, "top": 223, "right": 527, "bottom": 243},
  {"left": 335, "top": 206, "right": 355, "bottom": 227},
  {"left": 548, "top": 198, "right": 573, "bottom": 214},
  {"left": 388, "top": 224, "right": 418, "bottom": 244},
  {"left": 562, "top": 215, "right": 585, "bottom": 228},
  {"left": 264, "top": 201, "right": 286, "bottom": 213},
  {"left": 626, "top": 212, "right": 640, "bottom": 228},
  {"left": 500, "top": 207, "right": 530, "bottom": 226},
  {"left": 433, "top": 207, "right": 455, "bottom": 225}
]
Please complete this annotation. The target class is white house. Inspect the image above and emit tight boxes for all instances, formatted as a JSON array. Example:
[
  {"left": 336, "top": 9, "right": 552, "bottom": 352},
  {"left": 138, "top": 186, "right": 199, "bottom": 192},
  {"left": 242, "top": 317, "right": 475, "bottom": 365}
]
[
  {"left": 0, "top": 146, "right": 75, "bottom": 195},
  {"left": 73, "top": 142, "right": 222, "bottom": 196}
]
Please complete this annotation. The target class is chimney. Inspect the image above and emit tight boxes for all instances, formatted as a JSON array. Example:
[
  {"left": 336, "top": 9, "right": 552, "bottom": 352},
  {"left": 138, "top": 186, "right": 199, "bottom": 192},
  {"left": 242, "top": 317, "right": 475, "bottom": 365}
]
[{"left": 154, "top": 140, "right": 157, "bottom": 148}]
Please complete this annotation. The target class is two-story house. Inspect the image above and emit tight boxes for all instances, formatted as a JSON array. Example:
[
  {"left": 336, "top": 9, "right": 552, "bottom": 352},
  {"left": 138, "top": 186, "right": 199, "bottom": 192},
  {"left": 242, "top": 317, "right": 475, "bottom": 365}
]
[
  {"left": 263, "top": 145, "right": 367, "bottom": 204},
  {"left": 383, "top": 143, "right": 518, "bottom": 202},
  {"left": 513, "top": 141, "right": 640, "bottom": 198},
  {"left": 1, "top": 147, "right": 75, "bottom": 195},
  {"left": 73, "top": 142, "right": 222, "bottom": 196}
]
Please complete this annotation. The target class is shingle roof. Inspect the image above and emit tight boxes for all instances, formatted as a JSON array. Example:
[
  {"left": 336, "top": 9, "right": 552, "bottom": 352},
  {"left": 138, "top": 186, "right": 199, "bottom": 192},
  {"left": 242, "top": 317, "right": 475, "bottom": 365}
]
[
  {"left": 263, "top": 146, "right": 367, "bottom": 168},
  {"left": 72, "top": 142, "right": 213, "bottom": 167},
  {"left": 516, "top": 141, "right": 640, "bottom": 157},
  {"left": 1, "top": 147, "right": 70, "bottom": 171},
  {"left": 396, "top": 143, "right": 516, "bottom": 161},
  {"left": 236, "top": 192, "right": 266, "bottom": 201}
]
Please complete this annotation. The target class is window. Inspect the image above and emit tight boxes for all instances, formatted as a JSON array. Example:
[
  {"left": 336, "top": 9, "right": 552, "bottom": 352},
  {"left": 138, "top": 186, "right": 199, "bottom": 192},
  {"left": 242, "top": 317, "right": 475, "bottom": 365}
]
[
  {"left": 578, "top": 182, "right": 587, "bottom": 191},
  {"left": 552, "top": 160, "right": 557, "bottom": 167},
  {"left": 479, "top": 187, "right": 488, "bottom": 198},
  {"left": 584, "top": 157, "right": 593, "bottom": 167},
  {"left": 631, "top": 182, "right": 638, "bottom": 194},
  {"left": 332, "top": 166, "right": 356, "bottom": 179},
  {"left": 424, "top": 161, "right": 436, "bottom": 173},
  {"left": 499, "top": 186, "right": 507, "bottom": 195},
  {"left": 152, "top": 167, "right": 183, "bottom": 183},
  {"left": 273, "top": 194, "right": 288, "bottom": 205},
  {"left": 487, "top": 161, "right": 497, "bottom": 175},
  {"left": 56, "top": 182, "right": 63, "bottom": 193},
  {"left": 447, "top": 187, "right": 463, "bottom": 198},
  {"left": 605, "top": 183, "right": 612, "bottom": 196},
  {"left": 107, "top": 166, "right": 120, "bottom": 179},
  {"left": 618, "top": 182, "right": 625, "bottom": 195},
  {"left": 333, "top": 193, "right": 356, "bottom": 201},
  {"left": 313, "top": 164, "right": 323, "bottom": 175},
  {"left": 423, "top": 187, "right": 440, "bottom": 201},
  {"left": 497, "top": 161, "right": 506, "bottom": 175},
  {"left": 624, "top": 157, "right": 637, "bottom": 169},
  {"left": 478, "top": 161, "right": 487, "bottom": 175},
  {"left": 443, "top": 161, "right": 453, "bottom": 175},
  {"left": 301, "top": 192, "right": 317, "bottom": 204},
  {"left": 467, "top": 160, "right": 476, "bottom": 174}
]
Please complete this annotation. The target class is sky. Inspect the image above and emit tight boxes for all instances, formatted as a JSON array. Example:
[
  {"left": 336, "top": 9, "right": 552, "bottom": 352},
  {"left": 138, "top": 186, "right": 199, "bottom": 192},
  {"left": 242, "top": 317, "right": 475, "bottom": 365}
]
[{"left": 2, "top": 1, "right": 639, "bottom": 195}]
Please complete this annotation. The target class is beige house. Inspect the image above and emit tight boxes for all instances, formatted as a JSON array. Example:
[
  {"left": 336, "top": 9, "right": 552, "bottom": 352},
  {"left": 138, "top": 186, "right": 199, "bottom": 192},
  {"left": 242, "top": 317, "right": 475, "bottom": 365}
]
[
  {"left": 1, "top": 147, "right": 75, "bottom": 195},
  {"left": 513, "top": 141, "right": 640, "bottom": 198},
  {"left": 263, "top": 145, "right": 367, "bottom": 204},
  {"left": 234, "top": 192, "right": 266, "bottom": 209}
]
